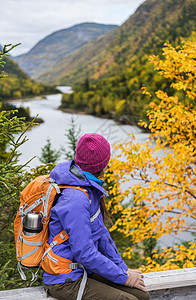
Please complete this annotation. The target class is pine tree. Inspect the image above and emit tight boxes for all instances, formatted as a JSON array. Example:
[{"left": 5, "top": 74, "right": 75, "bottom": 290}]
[
  {"left": 39, "top": 137, "right": 61, "bottom": 164},
  {"left": 62, "top": 116, "right": 82, "bottom": 160}
]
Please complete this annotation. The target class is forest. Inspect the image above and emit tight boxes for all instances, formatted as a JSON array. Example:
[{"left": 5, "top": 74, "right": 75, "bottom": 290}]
[
  {"left": 0, "top": 45, "right": 58, "bottom": 101},
  {"left": 61, "top": 0, "right": 196, "bottom": 124}
]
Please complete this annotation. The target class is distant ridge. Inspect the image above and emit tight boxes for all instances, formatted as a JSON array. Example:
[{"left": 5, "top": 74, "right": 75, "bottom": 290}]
[
  {"left": 46, "top": 0, "right": 196, "bottom": 124},
  {"left": 13, "top": 23, "right": 118, "bottom": 79},
  {"left": 36, "top": 0, "right": 196, "bottom": 87}
]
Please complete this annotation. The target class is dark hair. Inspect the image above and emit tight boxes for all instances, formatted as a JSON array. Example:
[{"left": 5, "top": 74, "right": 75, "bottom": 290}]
[
  {"left": 92, "top": 170, "right": 102, "bottom": 178},
  {"left": 99, "top": 196, "right": 113, "bottom": 226},
  {"left": 93, "top": 171, "right": 113, "bottom": 226}
]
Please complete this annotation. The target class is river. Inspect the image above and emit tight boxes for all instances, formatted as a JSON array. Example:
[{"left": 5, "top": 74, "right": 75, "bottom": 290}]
[
  {"left": 12, "top": 86, "right": 193, "bottom": 248},
  {"left": 13, "top": 86, "right": 148, "bottom": 168}
]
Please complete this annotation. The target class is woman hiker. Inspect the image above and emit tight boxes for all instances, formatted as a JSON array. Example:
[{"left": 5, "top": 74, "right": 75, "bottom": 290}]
[{"left": 43, "top": 133, "right": 150, "bottom": 300}]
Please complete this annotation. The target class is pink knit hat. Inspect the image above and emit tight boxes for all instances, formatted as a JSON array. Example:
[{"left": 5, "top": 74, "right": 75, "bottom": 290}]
[{"left": 75, "top": 133, "right": 110, "bottom": 174}]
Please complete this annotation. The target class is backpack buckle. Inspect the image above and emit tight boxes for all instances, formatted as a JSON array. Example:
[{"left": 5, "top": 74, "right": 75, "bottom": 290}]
[
  {"left": 49, "top": 240, "right": 58, "bottom": 249},
  {"left": 19, "top": 204, "right": 28, "bottom": 216},
  {"left": 69, "top": 263, "right": 79, "bottom": 270}
]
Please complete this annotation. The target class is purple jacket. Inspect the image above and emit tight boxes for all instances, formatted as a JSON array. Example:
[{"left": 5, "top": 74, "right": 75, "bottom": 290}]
[{"left": 43, "top": 161, "right": 128, "bottom": 285}]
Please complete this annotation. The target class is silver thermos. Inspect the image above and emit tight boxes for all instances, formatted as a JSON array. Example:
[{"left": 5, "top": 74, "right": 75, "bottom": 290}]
[{"left": 23, "top": 212, "right": 43, "bottom": 236}]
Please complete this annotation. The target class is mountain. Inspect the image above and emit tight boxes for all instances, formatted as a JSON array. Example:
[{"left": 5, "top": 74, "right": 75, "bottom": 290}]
[
  {"left": 37, "top": 29, "right": 117, "bottom": 85},
  {"left": 38, "top": 0, "right": 196, "bottom": 87},
  {"left": 13, "top": 23, "right": 118, "bottom": 79},
  {"left": 53, "top": 0, "right": 196, "bottom": 124},
  {"left": 0, "top": 55, "right": 58, "bottom": 100}
]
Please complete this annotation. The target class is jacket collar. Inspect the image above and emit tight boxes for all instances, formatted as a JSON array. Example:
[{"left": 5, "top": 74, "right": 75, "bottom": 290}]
[
  {"left": 70, "top": 161, "right": 108, "bottom": 197},
  {"left": 82, "top": 171, "right": 104, "bottom": 186}
]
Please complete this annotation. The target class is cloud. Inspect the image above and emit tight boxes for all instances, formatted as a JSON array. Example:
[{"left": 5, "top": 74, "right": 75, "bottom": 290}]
[{"left": 0, "top": 0, "right": 144, "bottom": 56}]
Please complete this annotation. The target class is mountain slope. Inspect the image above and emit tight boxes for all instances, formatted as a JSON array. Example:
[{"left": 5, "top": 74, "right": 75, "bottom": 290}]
[
  {"left": 0, "top": 55, "right": 58, "bottom": 100},
  {"left": 38, "top": 29, "right": 118, "bottom": 85},
  {"left": 58, "top": 0, "right": 196, "bottom": 124},
  {"left": 14, "top": 23, "right": 118, "bottom": 79},
  {"left": 38, "top": 0, "right": 196, "bottom": 86}
]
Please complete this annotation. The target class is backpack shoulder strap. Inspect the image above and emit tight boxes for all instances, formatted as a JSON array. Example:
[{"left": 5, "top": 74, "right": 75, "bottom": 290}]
[
  {"left": 57, "top": 185, "right": 90, "bottom": 203},
  {"left": 58, "top": 185, "right": 99, "bottom": 222}
]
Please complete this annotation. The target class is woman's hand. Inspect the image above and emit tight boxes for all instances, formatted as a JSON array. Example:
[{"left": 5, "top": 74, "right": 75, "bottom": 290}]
[{"left": 124, "top": 269, "right": 147, "bottom": 292}]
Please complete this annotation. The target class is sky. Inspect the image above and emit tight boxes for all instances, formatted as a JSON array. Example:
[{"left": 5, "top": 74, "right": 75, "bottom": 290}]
[{"left": 0, "top": 0, "right": 145, "bottom": 56}]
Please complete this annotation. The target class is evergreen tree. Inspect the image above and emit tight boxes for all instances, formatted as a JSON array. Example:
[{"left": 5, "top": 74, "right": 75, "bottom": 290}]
[
  {"left": 39, "top": 137, "right": 61, "bottom": 164},
  {"left": 62, "top": 116, "right": 82, "bottom": 160}
]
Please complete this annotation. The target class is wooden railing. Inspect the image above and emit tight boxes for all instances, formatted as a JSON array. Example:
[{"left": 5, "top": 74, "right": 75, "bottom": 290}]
[{"left": 0, "top": 268, "right": 196, "bottom": 299}]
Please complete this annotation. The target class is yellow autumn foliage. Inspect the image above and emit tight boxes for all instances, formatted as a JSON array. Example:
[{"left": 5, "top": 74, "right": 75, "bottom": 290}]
[{"left": 107, "top": 41, "right": 196, "bottom": 272}]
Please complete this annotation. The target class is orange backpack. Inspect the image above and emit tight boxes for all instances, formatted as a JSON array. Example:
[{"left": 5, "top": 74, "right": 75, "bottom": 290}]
[{"left": 14, "top": 174, "right": 89, "bottom": 281}]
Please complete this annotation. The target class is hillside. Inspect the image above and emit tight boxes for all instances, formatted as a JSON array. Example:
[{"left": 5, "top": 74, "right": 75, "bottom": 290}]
[
  {"left": 37, "top": 29, "right": 117, "bottom": 85},
  {"left": 13, "top": 23, "right": 118, "bottom": 79},
  {"left": 57, "top": 0, "right": 196, "bottom": 124},
  {"left": 38, "top": 0, "right": 196, "bottom": 87},
  {"left": 0, "top": 55, "right": 58, "bottom": 100}
]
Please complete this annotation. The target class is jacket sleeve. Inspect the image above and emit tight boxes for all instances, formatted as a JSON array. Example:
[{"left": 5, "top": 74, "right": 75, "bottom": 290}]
[
  {"left": 98, "top": 227, "right": 128, "bottom": 271},
  {"left": 56, "top": 189, "right": 128, "bottom": 285}
]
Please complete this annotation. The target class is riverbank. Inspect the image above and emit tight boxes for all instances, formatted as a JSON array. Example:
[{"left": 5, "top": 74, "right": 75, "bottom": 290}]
[
  {"left": 6, "top": 90, "right": 62, "bottom": 103},
  {"left": 6, "top": 95, "right": 45, "bottom": 103},
  {"left": 3, "top": 96, "right": 47, "bottom": 124},
  {"left": 59, "top": 105, "right": 150, "bottom": 131},
  {"left": 60, "top": 87, "right": 148, "bottom": 128},
  {"left": 59, "top": 107, "right": 89, "bottom": 115},
  {"left": 8, "top": 88, "right": 148, "bottom": 131}
]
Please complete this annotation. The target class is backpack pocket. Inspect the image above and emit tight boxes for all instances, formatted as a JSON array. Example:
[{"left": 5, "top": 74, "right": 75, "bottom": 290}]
[
  {"left": 17, "top": 227, "right": 44, "bottom": 267},
  {"left": 41, "top": 243, "right": 73, "bottom": 275}
]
